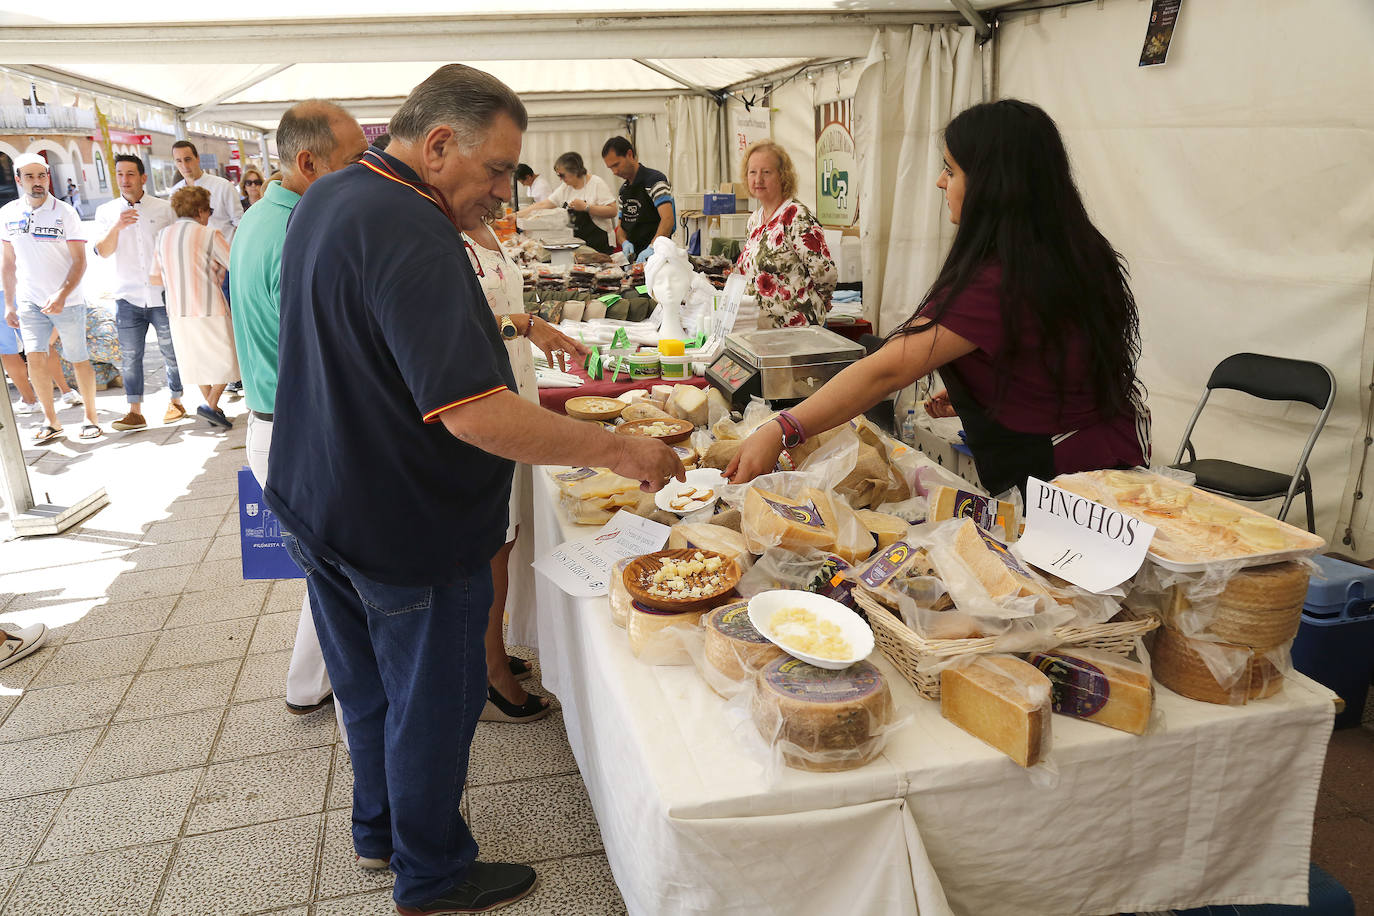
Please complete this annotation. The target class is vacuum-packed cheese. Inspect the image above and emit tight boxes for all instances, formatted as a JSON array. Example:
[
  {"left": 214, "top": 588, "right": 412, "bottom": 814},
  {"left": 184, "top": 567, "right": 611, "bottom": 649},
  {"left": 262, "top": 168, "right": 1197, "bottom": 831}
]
[
  {"left": 703, "top": 600, "right": 785, "bottom": 689},
  {"left": 855, "top": 510, "right": 909, "bottom": 550},
  {"left": 1027, "top": 648, "right": 1153, "bottom": 734},
  {"left": 940, "top": 655, "right": 1052, "bottom": 767},
  {"left": 609, "top": 558, "right": 634, "bottom": 629},
  {"left": 928, "top": 485, "right": 1020, "bottom": 542},
  {"left": 742, "top": 485, "right": 838, "bottom": 554},
  {"left": 1151, "top": 625, "right": 1284, "bottom": 704},
  {"left": 752, "top": 657, "right": 893, "bottom": 772},
  {"left": 950, "top": 519, "right": 1048, "bottom": 600},
  {"left": 667, "top": 385, "right": 709, "bottom": 427},
  {"left": 628, "top": 600, "right": 704, "bottom": 663}
]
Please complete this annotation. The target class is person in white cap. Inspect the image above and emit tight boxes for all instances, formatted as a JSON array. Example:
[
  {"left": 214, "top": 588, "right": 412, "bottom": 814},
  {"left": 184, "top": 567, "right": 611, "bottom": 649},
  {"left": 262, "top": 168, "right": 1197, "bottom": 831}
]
[{"left": 1, "top": 153, "right": 102, "bottom": 443}]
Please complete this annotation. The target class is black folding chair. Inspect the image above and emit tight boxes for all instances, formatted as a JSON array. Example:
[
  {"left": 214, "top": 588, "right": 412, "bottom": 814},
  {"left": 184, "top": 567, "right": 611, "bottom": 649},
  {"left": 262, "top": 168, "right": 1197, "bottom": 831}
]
[{"left": 1171, "top": 353, "right": 1335, "bottom": 533}]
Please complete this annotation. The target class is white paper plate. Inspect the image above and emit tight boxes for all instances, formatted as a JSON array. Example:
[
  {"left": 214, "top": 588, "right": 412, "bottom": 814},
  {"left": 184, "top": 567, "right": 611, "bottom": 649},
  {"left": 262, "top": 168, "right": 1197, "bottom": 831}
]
[
  {"left": 655, "top": 468, "right": 726, "bottom": 515},
  {"left": 747, "top": 590, "right": 874, "bottom": 670}
]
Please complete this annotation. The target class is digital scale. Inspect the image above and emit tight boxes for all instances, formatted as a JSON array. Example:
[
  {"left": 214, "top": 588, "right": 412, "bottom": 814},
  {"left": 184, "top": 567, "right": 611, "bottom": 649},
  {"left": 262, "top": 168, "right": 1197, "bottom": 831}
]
[{"left": 705, "top": 326, "right": 866, "bottom": 411}]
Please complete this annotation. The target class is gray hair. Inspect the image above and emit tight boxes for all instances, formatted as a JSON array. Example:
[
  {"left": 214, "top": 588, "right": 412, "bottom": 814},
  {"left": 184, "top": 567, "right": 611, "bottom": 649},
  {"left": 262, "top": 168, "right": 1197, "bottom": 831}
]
[
  {"left": 389, "top": 64, "right": 528, "bottom": 151},
  {"left": 277, "top": 100, "right": 353, "bottom": 176}
]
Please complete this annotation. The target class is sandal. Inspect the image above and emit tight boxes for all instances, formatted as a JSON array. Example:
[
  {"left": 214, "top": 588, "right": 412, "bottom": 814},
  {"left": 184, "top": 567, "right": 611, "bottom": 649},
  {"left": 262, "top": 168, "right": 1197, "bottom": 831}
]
[
  {"left": 79, "top": 423, "right": 102, "bottom": 440},
  {"left": 479, "top": 684, "right": 550, "bottom": 723},
  {"left": 508, "top": 656, "right": 534, "bottom": 681},
  {"left": 33, "top": 425, "right": 63, "bottom": 444}
]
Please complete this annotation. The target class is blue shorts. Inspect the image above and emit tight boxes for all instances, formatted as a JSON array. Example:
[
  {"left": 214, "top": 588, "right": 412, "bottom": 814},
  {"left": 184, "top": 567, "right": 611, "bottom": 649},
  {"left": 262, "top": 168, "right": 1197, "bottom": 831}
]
[
  {"left": 0, "top": 324, "right": 19, "bottom": 355},
  {"left": 17, "top": 300, "right": 88, "bottom": 363}
]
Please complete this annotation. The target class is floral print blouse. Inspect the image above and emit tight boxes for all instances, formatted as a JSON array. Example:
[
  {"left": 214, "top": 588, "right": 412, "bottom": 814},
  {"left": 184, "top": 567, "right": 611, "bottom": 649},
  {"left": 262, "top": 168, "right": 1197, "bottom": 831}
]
[{"left": 736, "top": 199, "right": 838, "bottom": 328}]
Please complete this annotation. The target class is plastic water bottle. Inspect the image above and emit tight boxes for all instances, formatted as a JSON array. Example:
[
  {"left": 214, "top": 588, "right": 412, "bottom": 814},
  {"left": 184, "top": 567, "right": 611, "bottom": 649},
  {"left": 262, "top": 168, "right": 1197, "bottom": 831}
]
[{"left": 900, "top": 408, "right": 918, "bottom": 446}]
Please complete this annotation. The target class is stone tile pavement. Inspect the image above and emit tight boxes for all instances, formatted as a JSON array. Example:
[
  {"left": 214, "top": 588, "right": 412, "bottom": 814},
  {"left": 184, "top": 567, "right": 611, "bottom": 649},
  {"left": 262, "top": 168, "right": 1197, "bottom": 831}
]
[{"left": 1, "top": 368, "right": 627, "bottom": 915}]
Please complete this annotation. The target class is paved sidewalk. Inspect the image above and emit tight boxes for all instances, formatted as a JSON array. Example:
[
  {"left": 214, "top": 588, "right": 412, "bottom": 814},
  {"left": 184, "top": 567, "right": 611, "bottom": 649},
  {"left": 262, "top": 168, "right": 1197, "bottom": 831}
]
[{"left": 0, "top": 371, "right": 626, "bottom": 915}]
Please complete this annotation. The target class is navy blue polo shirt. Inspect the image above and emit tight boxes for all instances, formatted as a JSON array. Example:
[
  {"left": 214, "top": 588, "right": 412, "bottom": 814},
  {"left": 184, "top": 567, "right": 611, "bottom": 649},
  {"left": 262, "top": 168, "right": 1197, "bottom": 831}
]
[{"left": 265, "top": 149, "right": 517, "bottom": 586}]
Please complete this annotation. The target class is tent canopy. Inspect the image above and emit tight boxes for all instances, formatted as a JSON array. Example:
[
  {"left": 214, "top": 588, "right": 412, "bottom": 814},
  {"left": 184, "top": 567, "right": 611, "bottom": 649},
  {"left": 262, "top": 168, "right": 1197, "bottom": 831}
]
[{"left": 0, "top": 2, "right": 1012, "bottom": 130}]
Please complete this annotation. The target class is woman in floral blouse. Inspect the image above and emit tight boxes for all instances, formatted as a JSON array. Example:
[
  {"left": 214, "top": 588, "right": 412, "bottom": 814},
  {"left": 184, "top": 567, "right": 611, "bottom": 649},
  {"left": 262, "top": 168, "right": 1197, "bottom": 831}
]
[{"left": 735, "top": 140, "right": 838, "bottom": 328}]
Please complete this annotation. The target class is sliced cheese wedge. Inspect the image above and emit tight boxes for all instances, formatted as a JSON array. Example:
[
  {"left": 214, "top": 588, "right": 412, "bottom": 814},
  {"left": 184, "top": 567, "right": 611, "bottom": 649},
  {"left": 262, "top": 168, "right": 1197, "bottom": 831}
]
[
  {"left": 941, "top": 655, "right": 1052, "bottom": 767},
  {"left": 1027, "top": 647, "right": 1152, "bottom": 735}
]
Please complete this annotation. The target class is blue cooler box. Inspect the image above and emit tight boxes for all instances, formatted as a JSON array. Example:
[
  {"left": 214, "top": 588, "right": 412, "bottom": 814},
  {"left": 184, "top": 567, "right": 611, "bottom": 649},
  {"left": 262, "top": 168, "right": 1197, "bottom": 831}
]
[{"left": 1290, "top": 554, "right": 1374, "bottom": 728}]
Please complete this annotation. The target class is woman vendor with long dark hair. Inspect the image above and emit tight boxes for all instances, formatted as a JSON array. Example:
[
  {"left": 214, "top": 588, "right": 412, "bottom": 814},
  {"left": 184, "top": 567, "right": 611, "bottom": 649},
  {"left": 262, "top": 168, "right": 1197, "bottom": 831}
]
[{"left": 726, "top": 100, "right": 1150, "bottom": 496}]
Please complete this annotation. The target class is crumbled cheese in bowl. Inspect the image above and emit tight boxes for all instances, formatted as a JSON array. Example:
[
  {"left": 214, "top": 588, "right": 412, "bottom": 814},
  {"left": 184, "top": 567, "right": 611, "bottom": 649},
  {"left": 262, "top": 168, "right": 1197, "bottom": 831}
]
[
  {"left": 768, "top": 607, "right": 853, "bottom": 660},
  {"left": 643, "top": 551, "right": 728, "bottom": 599}
]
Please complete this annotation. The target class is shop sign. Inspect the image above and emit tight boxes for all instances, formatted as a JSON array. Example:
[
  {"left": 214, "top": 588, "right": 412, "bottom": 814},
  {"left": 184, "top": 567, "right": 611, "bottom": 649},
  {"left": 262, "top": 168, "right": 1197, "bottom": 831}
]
[
  {"left": 815, "top": 98, "right": 856, "bottom": 228},
  {"left": 86, "top": 131, "right": 151, "bottom": 146},
  {"left": 1018, "top": 477, "right": 1156, "bottom": 593}
]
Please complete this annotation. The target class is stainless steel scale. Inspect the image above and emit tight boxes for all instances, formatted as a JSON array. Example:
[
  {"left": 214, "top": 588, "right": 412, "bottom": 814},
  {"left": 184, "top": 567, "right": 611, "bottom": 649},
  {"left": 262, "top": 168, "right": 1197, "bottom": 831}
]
[{"left": 705, "top": 326, "right": 866, "bottom": 411}]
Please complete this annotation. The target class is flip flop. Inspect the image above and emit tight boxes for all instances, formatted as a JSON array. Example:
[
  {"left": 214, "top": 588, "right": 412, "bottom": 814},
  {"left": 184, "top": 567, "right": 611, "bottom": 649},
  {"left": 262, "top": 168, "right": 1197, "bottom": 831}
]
[
  {"left": 0, "top": 623, "right": 47, "bottom": 671},
  {"left": 79, "top": 423, "right": 102, "bottom": 440},
  {"left": 33, "top": 425, "right": 63, "bottom": 444}
]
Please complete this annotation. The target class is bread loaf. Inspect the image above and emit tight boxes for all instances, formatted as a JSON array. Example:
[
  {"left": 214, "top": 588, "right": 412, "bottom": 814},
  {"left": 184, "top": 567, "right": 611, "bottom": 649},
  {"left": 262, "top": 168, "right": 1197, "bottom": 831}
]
[{"left": 940, "top": 655, "right": 1052, "bottom": 767}]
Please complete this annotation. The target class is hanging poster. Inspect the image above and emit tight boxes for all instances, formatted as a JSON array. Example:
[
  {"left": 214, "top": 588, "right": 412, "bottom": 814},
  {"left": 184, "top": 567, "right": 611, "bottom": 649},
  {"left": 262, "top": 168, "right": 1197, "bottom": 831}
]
[
  {"left": 815, "top": 99, "right": 856, "bottom": 228},
  {"left": 1139, "top": 0, "right": 1184, "bottom": 67},
  {"left": 730, "top": 107, "right": 771, "bottom": 162}
]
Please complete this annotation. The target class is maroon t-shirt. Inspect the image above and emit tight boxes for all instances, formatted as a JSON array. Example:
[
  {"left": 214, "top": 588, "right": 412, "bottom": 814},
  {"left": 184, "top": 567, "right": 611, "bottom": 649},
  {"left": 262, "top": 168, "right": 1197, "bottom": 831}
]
[{"left": 925, "top": 263, "right": 1149, "bottom": 475}]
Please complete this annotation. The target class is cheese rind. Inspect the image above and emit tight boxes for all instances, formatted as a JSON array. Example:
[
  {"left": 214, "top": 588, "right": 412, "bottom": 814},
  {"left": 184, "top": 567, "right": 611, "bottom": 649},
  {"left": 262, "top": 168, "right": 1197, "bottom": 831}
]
[
  {"left": 742, "top": 485, "right": 874, "bottom": 563},
  {"left": 855, "top": 510, "right": 909, "bottom": 550},
  {"left": 752, "top": 658, "right": 893, "bottom": 772},
  {"left": 928, "top": 485, "right": 1020, "bottom": 541},
  {"left": 628, "top": 600, "right": 704, "bottom": 663},
  {"left": 667, "top": 385, "right": 709, "bottom": 427},
  {"left": 609, "top": 558, "right": 634, "bottom": 629},
  {"left": 950, "top": 519, "right": 1048, "bottom": 600},
  {"left": 1027, "top": 648, "right": 1152, "bottom": 734},
  {"left": 940, "top": 655, "right": 1052, "bottom": 766},
  {"left": 667, "top": 523, "right": 753, "bottom": 570},
  {"left": 704, "top": 601, "right": 785, "bottom": 687}
]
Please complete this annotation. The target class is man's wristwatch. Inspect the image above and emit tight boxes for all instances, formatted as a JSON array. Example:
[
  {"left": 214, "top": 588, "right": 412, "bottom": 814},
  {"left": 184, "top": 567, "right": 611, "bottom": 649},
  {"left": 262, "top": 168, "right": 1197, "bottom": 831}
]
[{"left": 499, "top": 316, "right": 520, "bottom": 340}]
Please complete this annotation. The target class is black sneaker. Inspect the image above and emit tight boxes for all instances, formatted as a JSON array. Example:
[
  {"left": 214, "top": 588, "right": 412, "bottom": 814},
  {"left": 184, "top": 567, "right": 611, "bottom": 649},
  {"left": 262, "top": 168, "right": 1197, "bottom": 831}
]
[{"left": 395, "top": 862, "right": 536, "bottom": 915}]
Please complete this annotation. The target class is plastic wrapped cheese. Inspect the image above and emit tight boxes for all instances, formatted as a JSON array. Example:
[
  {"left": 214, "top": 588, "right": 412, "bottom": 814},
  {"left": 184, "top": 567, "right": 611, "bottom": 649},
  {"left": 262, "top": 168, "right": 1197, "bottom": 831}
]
[
  {"left": 672, "top": 444, "right": 698, "bottom": 470},
  {"left": 1027, "top": 648, "right": 1153, "bottom": 735},
  {"left": 940, "top": 655, "right": 1052, "bottom": 767},
  {"left": 1151, "top": 625, "right": 1285, "bottom": 705},
  {"left": 703, "top": 600, "right": 785, "bottom": 691},
  {"left": 928, "top": 485, "right": 1020, "bottom": 542},
  {"left": 628, "top": 600, "right": 704, "bottom": 664},
  {"left": 950, "top": 518, "right": 1048, "bottom": 600},
  {"left": 742, "top": 485, "right": 874, "bottom": 564},
  {"left": 752, "top": 657, "right": 894, "bottom": 772},
  {"left": 667, "top": 523, "right": 753, "bottom": 571},
  {"left": 855, "top": 510, "right": 909, "bottom": 550},
  {"left": 609, "top": 558, "right": 635, "bottom": 629},
  {"left": 667, "top": 385, "right": 709, "bottom": 427}
]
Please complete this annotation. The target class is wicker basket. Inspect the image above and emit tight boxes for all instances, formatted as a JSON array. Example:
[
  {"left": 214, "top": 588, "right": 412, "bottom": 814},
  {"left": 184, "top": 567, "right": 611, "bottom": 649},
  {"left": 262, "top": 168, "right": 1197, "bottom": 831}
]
[{"left": 853, "top": 589, "right": 1159, "bottom": 700}]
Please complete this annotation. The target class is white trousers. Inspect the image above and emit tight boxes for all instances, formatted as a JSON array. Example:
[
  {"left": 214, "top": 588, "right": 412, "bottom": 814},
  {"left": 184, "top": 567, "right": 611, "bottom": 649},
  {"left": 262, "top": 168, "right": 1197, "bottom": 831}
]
[{"left": 247, "top": 413, "right": 346, "bottom": 743}]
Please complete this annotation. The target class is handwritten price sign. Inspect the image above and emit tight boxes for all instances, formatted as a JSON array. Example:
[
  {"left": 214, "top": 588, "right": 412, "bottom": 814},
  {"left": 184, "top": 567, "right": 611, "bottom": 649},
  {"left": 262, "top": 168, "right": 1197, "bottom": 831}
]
[{"left": 1017, "top": 477, "right": 1155, "bottom": 593}]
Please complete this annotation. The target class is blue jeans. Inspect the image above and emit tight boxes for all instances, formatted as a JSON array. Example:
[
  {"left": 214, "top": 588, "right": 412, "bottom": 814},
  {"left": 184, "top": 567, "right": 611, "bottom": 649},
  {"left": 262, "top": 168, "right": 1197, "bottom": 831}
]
[
  {"left": 282, "top": 534, "right": 489, "bottom": 907},
  {"left": 114, "top": 299, "right": 182, "bottom": 404}
]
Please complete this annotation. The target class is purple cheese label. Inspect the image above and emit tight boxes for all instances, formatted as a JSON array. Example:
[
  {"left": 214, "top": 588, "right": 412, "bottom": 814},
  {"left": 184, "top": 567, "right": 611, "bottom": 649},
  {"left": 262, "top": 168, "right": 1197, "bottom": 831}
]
[
  {"left": 810, "top": 555, "right": 856, "bottom": 607},
  {"left": 711, "top": 602, "right": 770, "bottom": 644},
  {"left": 953, "top": 490, "right": 998, "bottom": 531},
  {"left": 761, "top": 495, "right": 826, "bottom": 529},
  {"left": 1030, "top": 652, "right": 1109, "bottom": 718},
  {"left": 555, "top": 467, "right": 598, "bottom": 482},
  {"left": 974, "top": 526, "right": 1034, "bottom": 579},
  {"left": 630, "top": 599, "right": 692, "bottom": 617},
  {"left": 858, "top": 542, "right": 912, "bottom": 589},
  {"left": 762, "top": 657, "right": 883, "bottom": 703}
]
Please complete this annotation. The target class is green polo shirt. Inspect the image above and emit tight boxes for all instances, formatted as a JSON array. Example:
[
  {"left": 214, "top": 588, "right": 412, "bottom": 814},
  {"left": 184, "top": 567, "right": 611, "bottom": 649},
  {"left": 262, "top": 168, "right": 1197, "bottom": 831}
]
[{"left": 230, "top": 180, "right": 301, "bottom": 415}]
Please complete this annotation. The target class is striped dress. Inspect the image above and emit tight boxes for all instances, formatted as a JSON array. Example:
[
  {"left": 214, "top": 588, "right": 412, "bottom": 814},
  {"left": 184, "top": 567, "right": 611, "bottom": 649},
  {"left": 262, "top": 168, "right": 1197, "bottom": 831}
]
[{"left": 155, "top": 218, "right": 239, "bottom": 385}]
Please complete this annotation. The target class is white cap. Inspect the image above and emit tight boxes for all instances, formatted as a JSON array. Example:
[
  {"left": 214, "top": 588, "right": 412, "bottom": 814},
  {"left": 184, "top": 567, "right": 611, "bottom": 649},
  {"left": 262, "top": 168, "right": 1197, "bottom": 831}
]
[{"left": 12, "top": 153, "right": 47, "bottom": 173}]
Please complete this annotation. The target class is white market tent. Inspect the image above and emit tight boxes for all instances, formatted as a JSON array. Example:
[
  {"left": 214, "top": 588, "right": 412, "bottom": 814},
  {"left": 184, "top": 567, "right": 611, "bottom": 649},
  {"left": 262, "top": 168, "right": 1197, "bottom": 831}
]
[{"left": 2, "top": 0, "right": 1372, "bottom": 551}]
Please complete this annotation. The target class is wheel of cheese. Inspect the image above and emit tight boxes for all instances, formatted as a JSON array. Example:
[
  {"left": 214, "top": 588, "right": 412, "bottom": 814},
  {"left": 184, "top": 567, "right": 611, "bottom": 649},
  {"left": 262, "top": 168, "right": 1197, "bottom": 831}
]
[
  {"left": 628, "top": 600, "right": 704, "bottom": 663},
  {"left": 751, "top": 657, "right": 893, "bottom": 772},
  {"left": 609, "top": 558, "right": 634, "bottom": 629},
  {"left": 1151, "top": 625, "right": 1285, "bottom": 705},
  {"left": 704, "top": 601, "right": 785, "bottom": 689},
  {"left": 1168, "top": 562, "right": 1308, "bottom": 647}
]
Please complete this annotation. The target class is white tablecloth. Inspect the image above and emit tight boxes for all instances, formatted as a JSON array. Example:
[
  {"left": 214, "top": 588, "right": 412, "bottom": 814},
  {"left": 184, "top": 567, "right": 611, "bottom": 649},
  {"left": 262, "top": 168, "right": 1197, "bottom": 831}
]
[{"left": 527, "top": 472, "right": 1335, "bottom": 916}]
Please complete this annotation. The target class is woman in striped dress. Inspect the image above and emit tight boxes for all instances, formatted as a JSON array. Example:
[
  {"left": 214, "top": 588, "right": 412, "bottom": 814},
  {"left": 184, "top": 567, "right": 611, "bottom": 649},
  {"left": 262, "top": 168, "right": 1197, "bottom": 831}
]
[{"left": 152, "top": 186, "right": 239, "bottom": 428}]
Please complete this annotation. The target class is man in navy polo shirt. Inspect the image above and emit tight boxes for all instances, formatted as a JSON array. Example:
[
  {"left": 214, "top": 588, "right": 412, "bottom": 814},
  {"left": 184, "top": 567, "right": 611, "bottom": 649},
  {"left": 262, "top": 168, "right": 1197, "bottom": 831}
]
[
  {"left": 269, "top": 64, "right": 682, "bottom": 916},
  {"left": 601, "top": 135, "right": 675, "bottom": 260}
]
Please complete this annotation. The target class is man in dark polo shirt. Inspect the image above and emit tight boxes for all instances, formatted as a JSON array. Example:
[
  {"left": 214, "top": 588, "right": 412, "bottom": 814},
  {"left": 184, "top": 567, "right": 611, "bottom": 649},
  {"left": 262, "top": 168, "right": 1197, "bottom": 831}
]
[
  {"left": 269, "top": 65, "right": 683, "bottom": 916},
  {"left": 601, "top": 135, "right": 675, "bottom": 259}
]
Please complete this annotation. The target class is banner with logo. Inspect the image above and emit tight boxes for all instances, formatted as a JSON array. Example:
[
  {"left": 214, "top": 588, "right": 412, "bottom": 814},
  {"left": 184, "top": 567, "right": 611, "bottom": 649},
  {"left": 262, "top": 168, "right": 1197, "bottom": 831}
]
[{"left": 815, "top": 99, "right": 857, "bottom": 227}]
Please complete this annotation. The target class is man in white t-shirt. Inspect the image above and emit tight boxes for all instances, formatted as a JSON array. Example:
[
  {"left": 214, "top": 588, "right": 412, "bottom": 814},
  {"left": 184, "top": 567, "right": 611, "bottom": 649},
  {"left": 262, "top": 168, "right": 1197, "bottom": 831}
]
[
  {"left": 1, "top": 153, "right": 102, "bottom": 442},
  {"left": 170, "top": 140, "right": 242, "bottom": 243},
  {"left": 94, "top": 154, "right": 184, "bottom": 432}
]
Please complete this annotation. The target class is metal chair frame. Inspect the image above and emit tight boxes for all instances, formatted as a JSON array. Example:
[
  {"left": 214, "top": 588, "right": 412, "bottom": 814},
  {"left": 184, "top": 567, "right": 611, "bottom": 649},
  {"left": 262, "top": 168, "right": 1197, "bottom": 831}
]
[{"left": 1171, "top": 353, "right": 1336, "bottom": 533}]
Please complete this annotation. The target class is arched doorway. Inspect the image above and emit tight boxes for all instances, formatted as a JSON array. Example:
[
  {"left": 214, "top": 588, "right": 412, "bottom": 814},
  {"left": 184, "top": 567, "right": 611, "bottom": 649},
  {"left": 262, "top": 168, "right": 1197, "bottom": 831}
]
[{"left": 0, "top": 146, "right": 17, "bottom": 207}]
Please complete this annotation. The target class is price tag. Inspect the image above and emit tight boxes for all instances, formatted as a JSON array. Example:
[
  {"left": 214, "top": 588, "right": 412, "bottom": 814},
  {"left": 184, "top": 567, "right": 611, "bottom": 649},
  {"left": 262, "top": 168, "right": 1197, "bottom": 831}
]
[
  {"left": 533, "top": 510, "right": 672, "bottom": 597},
  {"left": 598, "top": 293, "right": 622, "bottom": 306},
  {"left": 1017, "top": 477, "right": 1155, "bottom": 593},
  {"left": 636, "top": 285, "right": 649, "bottom": 295}
]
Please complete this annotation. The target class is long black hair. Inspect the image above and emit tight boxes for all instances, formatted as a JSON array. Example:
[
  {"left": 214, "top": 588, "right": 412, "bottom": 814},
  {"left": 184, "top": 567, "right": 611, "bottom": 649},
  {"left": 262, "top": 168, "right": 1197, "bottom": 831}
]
[{"left": 893, "top": 99, "right": 1141, "bottom": 419}]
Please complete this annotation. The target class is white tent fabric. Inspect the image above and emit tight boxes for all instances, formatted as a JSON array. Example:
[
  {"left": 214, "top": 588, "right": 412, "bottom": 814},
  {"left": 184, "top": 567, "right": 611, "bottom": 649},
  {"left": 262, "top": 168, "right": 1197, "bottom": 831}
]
[
  {"left": 853, "top": 24, "right": 982, "bottom": 335},
  {"left": 664, "top": 95, "right": 722, "bottom": 197},
  {"left": 996, "top": 0, "right": 1374, "bottom": 547}
]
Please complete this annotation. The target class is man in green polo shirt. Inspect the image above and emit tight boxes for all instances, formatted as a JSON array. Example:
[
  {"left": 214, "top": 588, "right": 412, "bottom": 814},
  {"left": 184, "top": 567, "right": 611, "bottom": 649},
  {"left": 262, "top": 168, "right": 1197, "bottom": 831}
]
[{"left": 231, "top": 99, "right": 368, "bottom": 719}]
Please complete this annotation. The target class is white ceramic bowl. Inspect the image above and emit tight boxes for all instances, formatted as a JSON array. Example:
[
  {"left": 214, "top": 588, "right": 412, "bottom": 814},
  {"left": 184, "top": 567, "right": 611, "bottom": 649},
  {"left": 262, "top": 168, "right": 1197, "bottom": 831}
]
[
  {"left": 655, "top": 468, "right": 727, "bottom": 515},
  {"left": 747, "top": 589, "right": 875, "bottom": 670}
]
